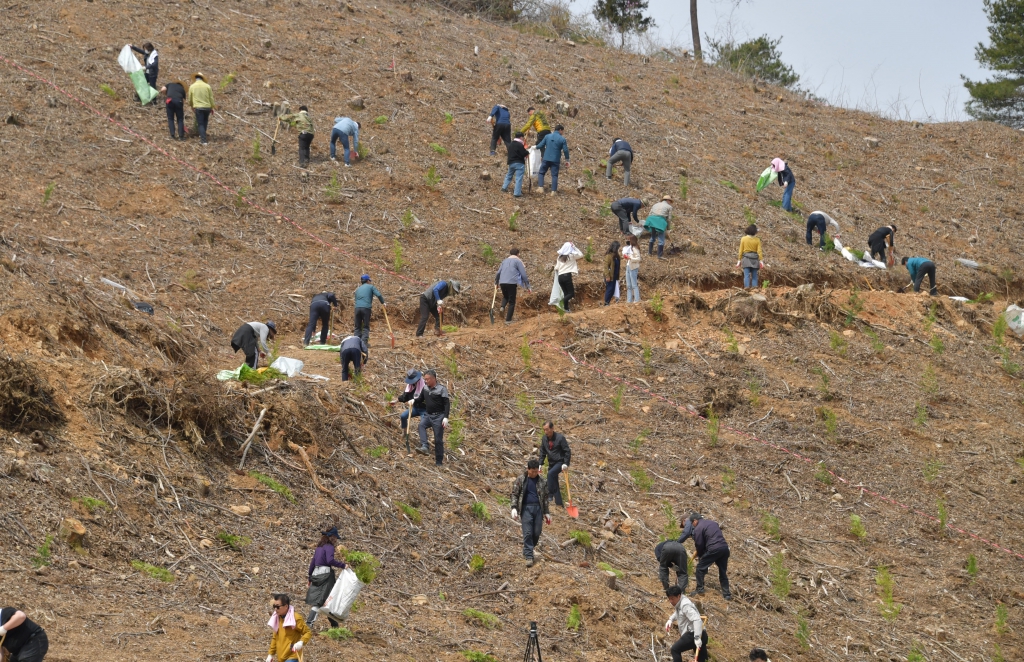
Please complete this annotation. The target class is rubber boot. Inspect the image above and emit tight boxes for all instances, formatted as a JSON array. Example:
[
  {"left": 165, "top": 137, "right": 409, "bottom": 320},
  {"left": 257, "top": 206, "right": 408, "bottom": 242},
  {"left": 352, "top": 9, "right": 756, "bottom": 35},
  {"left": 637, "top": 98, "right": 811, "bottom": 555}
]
[
  {"left": 657, "top": 244, "right": 664, "bottom": 259},
  {"left": 307, "top": 608, "right": 318, "bottom": 624}
]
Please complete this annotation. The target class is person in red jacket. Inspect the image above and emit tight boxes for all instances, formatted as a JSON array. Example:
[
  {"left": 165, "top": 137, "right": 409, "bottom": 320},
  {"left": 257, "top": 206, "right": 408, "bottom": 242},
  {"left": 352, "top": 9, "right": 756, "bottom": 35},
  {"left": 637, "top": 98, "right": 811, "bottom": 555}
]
[{"left": 687, "top": 512, "right": 732, "bottom": 600}]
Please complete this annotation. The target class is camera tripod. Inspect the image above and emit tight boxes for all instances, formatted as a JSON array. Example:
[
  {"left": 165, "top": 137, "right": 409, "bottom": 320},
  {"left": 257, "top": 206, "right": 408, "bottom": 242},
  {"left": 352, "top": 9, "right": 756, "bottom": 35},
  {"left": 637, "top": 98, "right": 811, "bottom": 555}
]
[{"left": 522, "top": 621, "right": 543, "bottom": 662}]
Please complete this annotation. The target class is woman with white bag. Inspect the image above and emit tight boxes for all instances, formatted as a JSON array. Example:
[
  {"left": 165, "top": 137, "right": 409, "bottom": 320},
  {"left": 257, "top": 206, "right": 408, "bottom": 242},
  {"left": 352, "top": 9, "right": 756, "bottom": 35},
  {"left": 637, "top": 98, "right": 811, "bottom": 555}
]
[{"left": 305, "top": 526, "right": 346, "bottom": 628}]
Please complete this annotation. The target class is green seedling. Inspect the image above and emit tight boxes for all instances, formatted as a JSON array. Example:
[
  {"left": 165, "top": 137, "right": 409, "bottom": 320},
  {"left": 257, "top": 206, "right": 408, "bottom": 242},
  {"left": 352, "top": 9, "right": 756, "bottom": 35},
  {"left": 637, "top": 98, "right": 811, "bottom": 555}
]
[
  {"left": 494, "top": 495, "right": 510, "bottom": 506},
  {"left": 516, "top": 392, "right": 535, "bottom": 419},
  {"left": 481, "top": 242, "right": 496, "bottom": 265},
  {"left": 520, "top": 336, "right": 532, "bottom": 369},
  {"left": 721, "top": 467, "right": 735, "bottom": 493},
  {"left": 748, "top": 378, "right": 762, "bottom": 406},
  {"left": 249, "top": 134, "right": 263, "bottom": 163},
  {"left": 598, "top": 201, "right": 612, "bottom": 217},
  {"left": 341, "top": 549, "right": 380, "bottom": 583},
  {"left": 761, "top": 511, "right": 781, "bottom": 541},
  {"left": 720, "top": 179, "right": 739, "bottom": 192},
  {"left": 743, "top": 206, "right": 756, "bottom": 224},
  {"left": 937, "top": 498, "right": 948, "bottom": 532},
  {"left": 471, "top": 502, "right": 491, "bottom": 521},
  {"left": 469, "top": 554, "right": 486, "bottom": 572},
  {"left": 216, "top": 531, "right": 252, "bottom": 550},
  {"left": 795, "top": 616, "right": 810, "bottom": 651},
  {"left": 923, "top": 459, "right": 943, "bottom": 481},
  {"left": 630, "top": 466, "right": 653, "bottom": 492},
  {"left": 325, "top": 627, "right": 354, "bottom": 640},
  {"left": 374, "top": 115, "right": 388, "bottom": 124},
  {"left": 324, "top": 172, "right": 341, "bottom": 201},
  {"left": 569, "top": 530, "right": 592, "bottom": 548},
  {"left": 921, "top": 364, "right": 939, "bottom": 399},
  {"left": 401, "top": 209, "right": 414, "bottom": 229},
  {"left": 706, "top": 407, "right": 720, "bottom": 447},
  {"left": 611, "top": 384, "right": 625, "bottom": 413},
  {"left": 447, "top": 413, "right": 465, "bottom": 450},
  {"left": 923, "top": 302, "right": 938, "bottom": 333},
  {"left": 966, "top": 553, "right": 978, "bottom": 579},
  {"left": 42, "top": 182, "right": 56, "bottom": 205},
  {"left": 444, "top": 352, "right": 459, "bottom": 378},
  {"left": 73, "top": 496, "right": 108, "bottom": 513},
  {"left": 650, "top": 293, "right": 664, "bottom": 321},
  {"left": 566, "top": 604, "right": 582, "bottom": 631},
  {"left": 131, "top": 560, "right": 175, "bottom": 582},
  {"left": 849, "top": 514, "right": 866, "bottom": 540},
  {"left": 100, "top": 84, "right": 118, "bottom": 99},
  {"left": 768, "top": 552, "right": 790, "bottom": 599},
  {"left": 723, "top": 327, "right": 739, "bottom": 353},
  {"left": 811, "top": 367, "right": 832, "bottom": 399},
  {"left": 393, "top": 239, "right": 406, "bottom": 271},
  {"left": 913, "top": 403, "right": 928, "bottom": 427},
  {"left": 629, "top": 428, "right": 650, "bottom": 453},
  {"left": 597, "top": 562, "right": 623, "bottom": 578},
  {"left": 463, "top": 608, "right": 500, "bottom": 629},
  {"left": 367, "top": 445, "right": 389, "bottom": 458},
  {"left": 678, "top": 176, "right": 688, "bottom": 200},
  {"left": 820, "top": 407, "right": 837, "bottom": 442},
  {"left": 907, "top": 644, "right": 925, "bottom": 662},
  {"left": 583, "top": 238, "right": 594, "bottom": 262},
  {"left": 864, "top": 328, "right": 885, "bottom": 355},
  {"left": 219, "top": 73, "right": 236, "bottom": 91},
  {"left": 443, "top": 112, "right": 454, "bottom": 124},
  {"left": 249, "top": 471, "right": 295, "bottom": 502},
  {"left": 32, "top": 535, "right": 54, "bottom": 568},
  {"left": 430, "top": 142, "right": 447, "bottom": 155},
  {"left": 508, "top": 210, "right": 520, "bottom": 231},
  {"left": 461, "top": 652, "right": 498, "bottom": 662},
  {"left": 661, "top": 503, "right": 682, "bottom": 541},
  {"left": 397, "top": 501, "right": 422, "bottom": 524},
  {"left": 995, "top": 603, "right": 1009, "bottom": 634},
  {"left": 424, "top": 164, "right": 441, "bottom": 187},
  {"left": 642, "top": 343, "right": 653, "bottom": 375},
  {"left": 583, "top": 169, "right": 596, "bottom": 189},
  {"left": 829, "top": 330, "right": 848, "bottom": 357},
  {"left": 968, "top": 292, "right": 994, "bottom": 304},
  {"left": 876, "top": 565, "right": 902, "bottom": 621},
  {"left": 441, "top": 325, "right": 459, "bottom": 333},
  {"left": 814, "top": 462, "right": 832, "bottom": 484}
]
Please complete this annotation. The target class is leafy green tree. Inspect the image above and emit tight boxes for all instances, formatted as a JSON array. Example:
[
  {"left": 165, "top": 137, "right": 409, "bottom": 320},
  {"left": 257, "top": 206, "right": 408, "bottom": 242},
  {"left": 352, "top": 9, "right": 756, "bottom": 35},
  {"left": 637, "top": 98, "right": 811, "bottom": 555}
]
[
  {"left": 708, "top": 35, "right": 799, "bottom": 88},
  {"left": 593, "top": 0, "right": 654, "bottom": 48},
  {"left": 963, "top": 0, "right": 1024, "bottom": 127}
]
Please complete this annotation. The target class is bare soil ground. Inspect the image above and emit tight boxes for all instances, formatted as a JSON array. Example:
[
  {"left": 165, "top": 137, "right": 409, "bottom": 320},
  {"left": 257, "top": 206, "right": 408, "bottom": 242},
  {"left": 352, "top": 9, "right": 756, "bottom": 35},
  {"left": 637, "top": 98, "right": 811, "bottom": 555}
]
[{"left": 0, "top": 1, "right": 1023, "bottom": 661}]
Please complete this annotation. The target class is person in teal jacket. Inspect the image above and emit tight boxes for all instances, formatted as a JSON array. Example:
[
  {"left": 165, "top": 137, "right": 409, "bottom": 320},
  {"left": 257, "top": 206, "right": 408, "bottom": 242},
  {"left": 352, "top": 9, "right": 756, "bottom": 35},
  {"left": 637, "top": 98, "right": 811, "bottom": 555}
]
[
  {"left": 901, "top": 257, "right": 937, "bottom": 295},
  {"left": 535, "top": 125, "right": 570, "bottom": 194}
]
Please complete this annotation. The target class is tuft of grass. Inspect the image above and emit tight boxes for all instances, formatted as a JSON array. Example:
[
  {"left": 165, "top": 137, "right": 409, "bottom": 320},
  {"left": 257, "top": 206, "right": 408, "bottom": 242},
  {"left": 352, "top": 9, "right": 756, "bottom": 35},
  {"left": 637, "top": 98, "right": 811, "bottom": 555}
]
[
  {"left": 937, "top": 498, "right": 948, "bottom": 533},
  {"left": 480, "top": 242, "right": 496, "bottom": 266},
  {"left": 706, "top": 407, "right": 720, "bottom": 447},
  {"left": 876, "top": 565, "right": 902, "bottom": 621},
  {"left": 219, "top": 72, "right": 236, "bottom": 92},
  {"left": 471, "top": 502, "right": 491, "bottom": 521},
  {"left": 367, "top": 445, "right": 389, "bottom": 458},
  {"left": 597, "top": 562, "right": 623, "bottom": 578},
  {"left": 374, "top": 115, "right": 388, "bottom": 125},
  {"left": 611, "top": 384, "right": 625, "bottom": 413},
  {"left": 995, "top": 603, "right": 1009, "bottom": 634},
  {"left": 429, "top": 142, "right": 448, "bottom": 155},
  {"left": 679, "top": 175, "right": 688, "bottom": 200},
  {"left": 630, "top": 466, "right": 653, "bottom": 492},
  {"left": 650, "top": 293, "right": 664, "bottom": 321},
  {"left": 216, "top": 531, "right": 252, "bottom": 550},
  {"left": 463, "top": 608, "right": 500, "bottom": 629},
  {"left": 569, "top": 530, "right": 592, "bottom": 548},
  {"left": 566, "top": 604, "right": 583, "bottom": 631},
  {"left": 100, "top": 84, "right": 118, "bottom": 99},
  {"left": 720, "top": 179, "right": 739, "bottom": 192},
  {"left": 820, "top": 407, "right": 838, "bottom": 442},
  {"left": 424, "top": 164, "right": 441, "bottom": 187},
  {"left": 761, "top": 511, "right": 781, "bottom": 541},
  {"left": 249, "top": 471, "right": 296, "bottom": 503},
  {"left": 814, "top": 462, "right": 832, "bottom": 484},
  {"left": 131, "top": 560, "right": 175, "bottom": 582},
  {"left": 341, "top": 549, "right": 381, "bottom": 583},
  {"left": 441, "top": 324, "right": 459, "bottom": 333},
  {"left": 73, "top": 496, "right": 108, "bottom": 513},
  {"left": 849, "top": 514, "right": 866, "bottom": 540},
  {"left": 520, "top": 336, "right": 532, "bottom": 369},
  {"left": 629, "top": 428, "right": 650, "bottom": 453},
  {"left": 32, "top": 535, "right": 54, "bottom": 568},
  {"left": 461, "top": 652, "right": 498, "bottom": 662},
  {"left": 392, "top": 239, "right": 406, "bottom": 272},
  {"left": 325, "top": 626, "right": 354, "bottom": 640},
  {"left": 966, "top": 553, "right": 978, "bottom": 579},
  {"left": 795, "top": 615, "right": 810, "bottom": 651},
  {"left": 829, "top": 330, "right": 848, "bottom": 357},
  {"left": 397, "top": 501, "right": 422, "bottom": 524},
  {"left": 443, "top": 111, "right": 454, "bottom": 124},
  {"left": 583, "top": 238, "right": 594, "bottom": 263},
  {"left": 508, "top": 210, "right": 520, "bottom": 231},
  {"left": 768, "top": 552, "right": 790, "bottom": 599},
  {"left": 469, "top": 554, "right": 486, "bottom": 572},
  {"left": 722, "top": 326, "right": 739, "bottom": 354},
  {"left": 43, "top": 182, "right": 56, "bottom": 205}
]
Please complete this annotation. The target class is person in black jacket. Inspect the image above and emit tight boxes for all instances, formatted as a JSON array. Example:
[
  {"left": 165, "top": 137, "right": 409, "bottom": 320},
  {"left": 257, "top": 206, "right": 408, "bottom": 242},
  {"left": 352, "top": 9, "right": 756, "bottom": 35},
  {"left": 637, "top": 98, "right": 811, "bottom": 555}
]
[
  {"left": 0, "top": 606, "right": 48, "bottom": 662},
  {"left": 416, "top": 280, "right": 462, "bottom": 337},
  {"left": 303, "top": 291, "right": 338, "bottom": 346},
  {"left": 610, "top": 197, "right": 644, "bottom": 235},
  {"left": 606, "top": 137, "right": 633, "bottom": 186},
  {"left": 131, "top": 42, "right": 159, "bottom": 88},
  {"left": 539, "top": 421, "right": 571, "bottom": 507},
  {"left": 339, "top": 334, "right": 368, "bottom": 381},
  {"left": 159, "top": 80, "right": 187, "bottom": 140},
  {"left": 867, "top": 224, "right": 897, "bottom": 263},
  {"left": 687, "top": 513, "right": 731, "bottom": 599},
  {"left": 655, "top": 540, "right": 689, "bottom": 592},
  {"left": 413, "top": 370, "right": 451, "bottom": 466},
  {"left": 771, "top": 158, "right": 795, "bottom": 212},
  {"left": 502, "top": 132, "right": 530, "bottom": 198},
  {"left": 510, "top": 459, "right": 551, "bottom": 567}
]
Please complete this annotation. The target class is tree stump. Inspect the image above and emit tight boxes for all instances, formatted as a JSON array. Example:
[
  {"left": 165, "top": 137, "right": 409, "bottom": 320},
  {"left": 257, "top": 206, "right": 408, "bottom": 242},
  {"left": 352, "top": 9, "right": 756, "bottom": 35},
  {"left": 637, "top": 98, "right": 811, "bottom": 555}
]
[
  {"left": 602, "top": 570, "right": 618, "bottom": 590},
  {"left": 60, "top": 518, "right": 87, "bottom": 548}
]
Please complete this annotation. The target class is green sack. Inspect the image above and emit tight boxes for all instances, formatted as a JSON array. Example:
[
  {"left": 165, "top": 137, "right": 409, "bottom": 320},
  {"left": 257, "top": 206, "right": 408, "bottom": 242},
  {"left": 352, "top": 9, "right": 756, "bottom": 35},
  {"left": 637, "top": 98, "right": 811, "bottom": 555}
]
[
  {"left": 130, "top": 70, "right": 159, "bottom": 106},
  {"left": 304, "top": 344, "right": 341, "bottom": 351},
  {"left": 756, "top": 166, "right": 777, "bottom": 192}
]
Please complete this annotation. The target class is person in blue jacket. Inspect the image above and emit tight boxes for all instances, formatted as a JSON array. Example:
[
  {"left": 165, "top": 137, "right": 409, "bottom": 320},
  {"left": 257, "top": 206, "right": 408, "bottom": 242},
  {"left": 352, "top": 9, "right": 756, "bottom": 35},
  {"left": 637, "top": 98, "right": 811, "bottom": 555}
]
[
  {"left": 330, "top": 117, "right": 360, "bottom": 165},
  {"left": 535, "top": 125, "right": 570, "bottom": 194},
  {"left": 606, "top": 137, "right": 633, "bottom": 186},
  {"left": 902, "top": 256, "right": 937, "bottom": 295},
  {"left": 487, "top": 104, "right": 512, "bottom": 156}
]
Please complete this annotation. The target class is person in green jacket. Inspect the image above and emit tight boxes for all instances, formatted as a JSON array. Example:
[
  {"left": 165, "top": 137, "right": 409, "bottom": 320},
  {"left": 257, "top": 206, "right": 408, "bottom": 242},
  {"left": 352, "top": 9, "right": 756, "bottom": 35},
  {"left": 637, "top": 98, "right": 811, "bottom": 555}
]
[
  {"left": 901, "top": 257, "right": 937, "bottom": 296},
  {"left": 186, "top": 72, "right": 214, "bottom": 145},
  {"left": 353, "top": 274, "right": 386, "bottom": 348},
  {"left": 279, "top": 106, "right": 315, "bottom": 168},
  {"left": 520, "top": 106, "right": 552, "bottom": 143}
]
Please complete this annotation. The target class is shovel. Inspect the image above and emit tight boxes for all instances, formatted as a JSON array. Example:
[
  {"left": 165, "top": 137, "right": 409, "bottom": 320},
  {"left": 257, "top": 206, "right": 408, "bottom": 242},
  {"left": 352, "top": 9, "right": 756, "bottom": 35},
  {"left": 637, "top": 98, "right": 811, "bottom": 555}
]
[
  {"left": 564, "top": 469, "right": 579, "bottom": 518},
  {"left": 271, "top": 119, "right": 280, "bottom": 155},
  {"left": 404, "top": 399, "right": 413, "bottom": 454},
  {"left": 489, "top": 285, "right": 498, "bottom": 325},
  {"left": 382, "top": 305, "right": 395, "bottom": 348}
]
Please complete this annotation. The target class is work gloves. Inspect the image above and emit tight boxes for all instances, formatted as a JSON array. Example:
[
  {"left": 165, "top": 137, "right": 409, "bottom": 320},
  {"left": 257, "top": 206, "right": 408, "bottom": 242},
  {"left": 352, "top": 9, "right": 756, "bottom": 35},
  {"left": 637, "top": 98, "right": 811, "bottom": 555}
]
[
  {"left": 544, "top": 515, "right": 552, "bottom": 525},
  {"left": 511, "top": 508, "right": 519, "bottom": 520},
  {"left": 436, "top": 299, "right": 444, "bottom": 308},
  {"left": 664, "top": 619, "right": 673, "bottom": 632},
  {"left": 292, "top": 641, "right": 304, "bottom": 652},
  {"left": 0, "top": 626, "right": 6, "bottom": 636},
  {"left": 267, "top": 656, "right": 274, "bottom": 662},
  {"left": 442, "top": 417, "right": 450, "bottom": 429}
]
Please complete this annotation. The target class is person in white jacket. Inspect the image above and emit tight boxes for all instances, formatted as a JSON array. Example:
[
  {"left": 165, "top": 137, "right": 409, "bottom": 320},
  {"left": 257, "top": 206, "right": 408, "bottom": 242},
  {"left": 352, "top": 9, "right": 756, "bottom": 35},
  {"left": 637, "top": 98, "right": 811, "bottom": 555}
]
[
  {"left": 553, "top": 241, "right": 584, "bottom": 312},
  {"left": 664, "top": 586, "right": 707, "bottom": 662}
]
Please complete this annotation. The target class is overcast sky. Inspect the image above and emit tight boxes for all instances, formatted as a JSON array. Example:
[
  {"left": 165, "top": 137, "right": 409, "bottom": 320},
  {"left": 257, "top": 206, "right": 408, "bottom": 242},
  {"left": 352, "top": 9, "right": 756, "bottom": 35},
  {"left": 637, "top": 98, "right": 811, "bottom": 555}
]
[{"left": 637, "top": 0, "right": 992, "bottom": 123}]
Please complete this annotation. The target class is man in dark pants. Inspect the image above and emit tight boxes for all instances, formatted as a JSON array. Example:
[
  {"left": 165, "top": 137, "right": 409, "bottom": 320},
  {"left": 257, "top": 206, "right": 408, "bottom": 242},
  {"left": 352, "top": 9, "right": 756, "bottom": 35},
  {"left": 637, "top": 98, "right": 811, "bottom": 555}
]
[
  {"left": 664, "top": 586, "right": 707, "bottom": 662},
  {"left": 231, "top": 320, "right": 277, "bottom": 369},
  {"left": 339, "top": 334, "right": 367, "bottom": 381},
  {"left": 0, "top": 605, "right": 49, "bottom": 662},
  {"left": 487, "top": 103, "right": 512, "bottom": 156},
  {"left": 495, "top": 248, "right": 531, "bottom": 323},
  {"left": 805, "top": 211, "right": 839, "bottom": 249},
  {"left": 131, "top": 42, "right": 159, "bottom": 88},
  {"left": 749, "top": 648, "right": 770, "bottom": 661},
  {"left": 538, "top": 421, "right": 571, "bottom": 507},
  {"left": 416, "top": 280, "right": 462, "bottom": 337},
  {"left": 606, "top": 137, "right": 633, "bottom": 186},
  {"left": 160, "top": 80, "right": 187, "bottom": 140},
  {"left": 688, "top": 513, "right": 731, "bottom": 600},
  {"left": 303, "top": 291, "right": 338, "bottom": 346},
  {"left": 279, "top": 106, "right": 315, "bottom": 168},
  {"left": 510, "top": 459, "right": 551, "bottom": 567},
  {"left": 902, "top": 256, "right": 938, "bottom": 296},
  {"left": 610, "top": 197, "right": 644, "bottom": 235},
  {"left": 867, "top": 224, "right": 897, "bottom": 263},
  {"left": 413, "top": 370, "right": 450, "bottom": 466},
  {"left": 353, "top": 275, "right": 385, "bottom": 348},
  {"left": 655, "top": 540, "right": 689, "bottom": 593}
]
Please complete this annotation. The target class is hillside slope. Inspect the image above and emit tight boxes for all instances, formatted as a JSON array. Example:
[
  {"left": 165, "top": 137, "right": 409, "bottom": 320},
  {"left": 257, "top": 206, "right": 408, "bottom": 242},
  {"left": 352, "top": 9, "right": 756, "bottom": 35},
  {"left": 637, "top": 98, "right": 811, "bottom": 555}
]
[{"left": 0, "top": 1, "right": 1023, "bottom": 662}]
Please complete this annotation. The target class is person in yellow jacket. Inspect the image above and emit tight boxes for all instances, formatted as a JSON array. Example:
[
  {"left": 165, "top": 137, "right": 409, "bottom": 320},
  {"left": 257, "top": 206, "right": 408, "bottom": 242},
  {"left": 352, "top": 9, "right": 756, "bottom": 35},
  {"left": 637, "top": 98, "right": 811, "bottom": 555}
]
[
  {"left": 520, "top": 106, "right": 552, "bottom": 142},
  {"left": 266, "top": 594, "right": 311, "bottom": 662},
  {"left": 186, "top": 72, "right": 214, "bottom": 145},
  {"left": 736, "top": 224, "right": 764, "bottom": 289},
  {"left": 278, "top": 105, "right": 315, "bottom": 168}
]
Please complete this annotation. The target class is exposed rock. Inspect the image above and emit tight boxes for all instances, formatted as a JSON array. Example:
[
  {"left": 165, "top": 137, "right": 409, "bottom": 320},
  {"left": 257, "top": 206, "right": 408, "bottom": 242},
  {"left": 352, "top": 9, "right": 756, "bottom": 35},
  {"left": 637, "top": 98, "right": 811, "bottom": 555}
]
[
  {"left": 348, "top": 95, "right": 364, "bottom": 110},
  {"left": 864, "top": 136, "right": 880, "bottom": 148},
  {"left": 229, "top": 505, "right": 252, "bottom": 516}
]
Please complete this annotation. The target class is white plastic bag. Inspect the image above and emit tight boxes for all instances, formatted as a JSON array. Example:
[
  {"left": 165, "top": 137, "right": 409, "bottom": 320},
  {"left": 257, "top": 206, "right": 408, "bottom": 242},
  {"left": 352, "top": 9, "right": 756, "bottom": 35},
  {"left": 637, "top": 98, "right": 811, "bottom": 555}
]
[
  {"left": 614, "top": 281, "right": 620, "bottom": 299},
  {"left": 324, "top": 567, "right": 365, "bottom": 621},
  {"left": 1004, "top": 305, "right": 1024, "bottom": 337},
  {"left": 549, "top": 270, "right": 563, "bottom": 306},
  {"left": 117, "top": 45, "right": 144, "bottom": 74},
  {"left": 528, "top": 147, "right": 542, "bottom": 179},
  {"left": 270, "top": 356, "right": 304, "bottom": 377}
]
